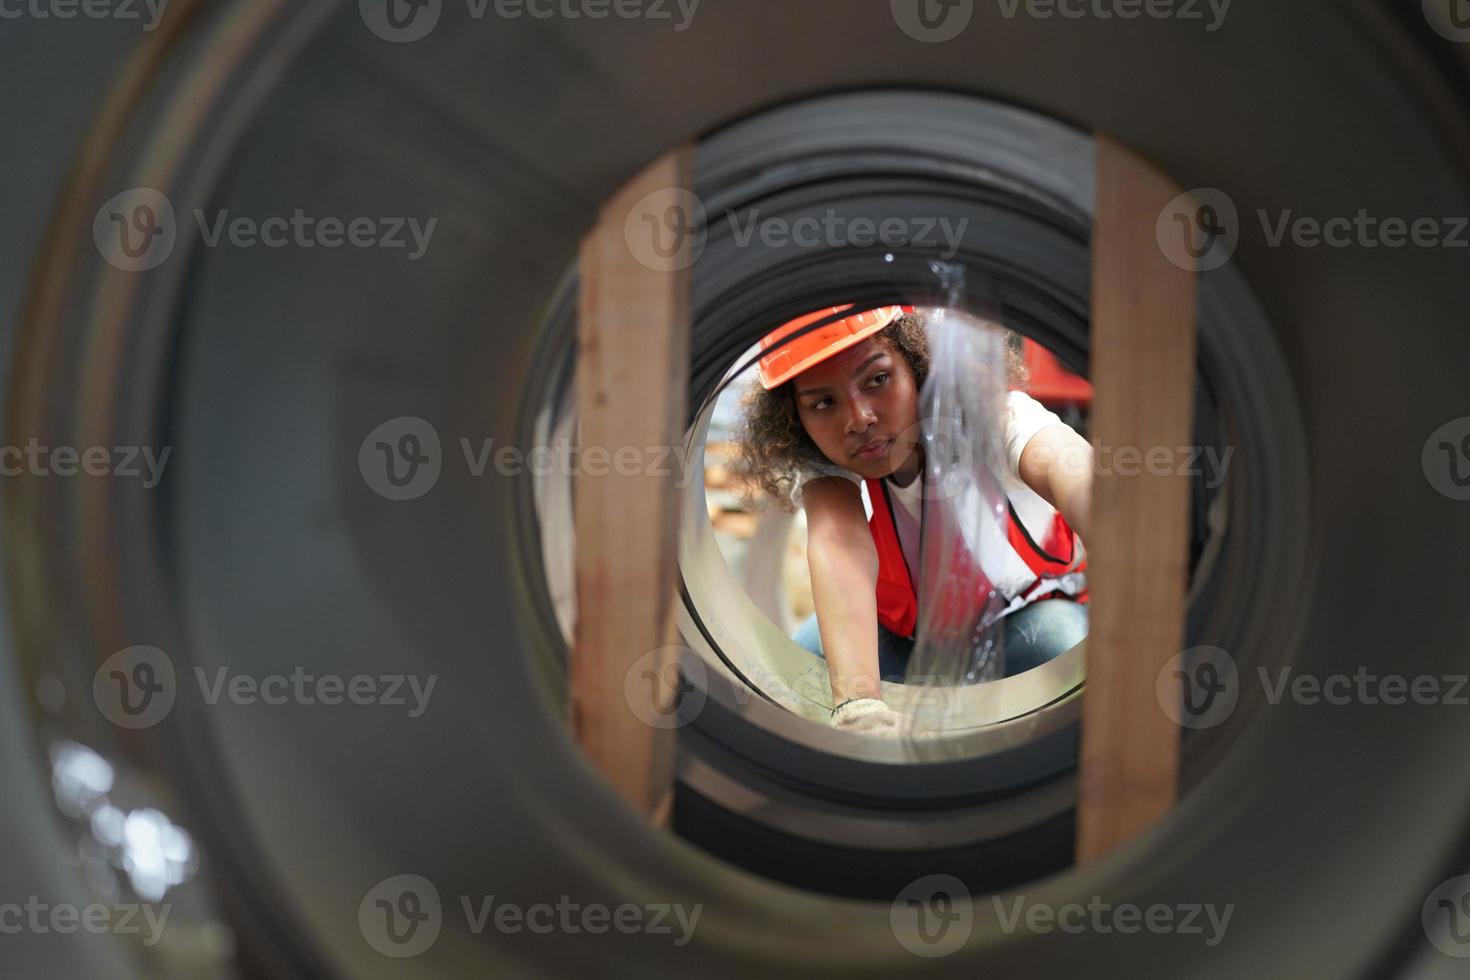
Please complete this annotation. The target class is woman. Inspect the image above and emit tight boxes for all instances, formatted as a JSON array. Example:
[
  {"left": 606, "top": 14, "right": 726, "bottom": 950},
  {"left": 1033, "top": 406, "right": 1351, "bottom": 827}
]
[{"left": 731, "top": 305, "right": 1095, "bottom": 734}]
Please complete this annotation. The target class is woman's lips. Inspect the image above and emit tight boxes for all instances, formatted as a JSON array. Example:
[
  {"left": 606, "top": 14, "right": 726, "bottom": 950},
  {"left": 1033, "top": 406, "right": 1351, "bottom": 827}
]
[{"left": 855, "top": 439, "right": 892, "bottom": 461}]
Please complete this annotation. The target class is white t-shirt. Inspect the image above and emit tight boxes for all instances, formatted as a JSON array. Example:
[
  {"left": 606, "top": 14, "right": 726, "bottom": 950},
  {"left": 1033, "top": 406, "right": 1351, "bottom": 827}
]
[{"left": 793, "top": 391, "right": 1070, "bottom": 593}]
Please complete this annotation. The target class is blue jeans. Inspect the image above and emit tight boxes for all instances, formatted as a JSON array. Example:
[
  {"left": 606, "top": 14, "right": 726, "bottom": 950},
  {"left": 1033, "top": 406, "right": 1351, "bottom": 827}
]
[{"left": 791, "top": 598, "right": 1088, "bottom": 683}]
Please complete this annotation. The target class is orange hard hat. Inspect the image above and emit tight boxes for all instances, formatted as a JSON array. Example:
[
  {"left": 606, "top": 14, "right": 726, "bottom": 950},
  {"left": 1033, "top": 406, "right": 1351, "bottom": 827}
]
[{"left": 756, "top": 305, "right": 908, "bottom": 390}]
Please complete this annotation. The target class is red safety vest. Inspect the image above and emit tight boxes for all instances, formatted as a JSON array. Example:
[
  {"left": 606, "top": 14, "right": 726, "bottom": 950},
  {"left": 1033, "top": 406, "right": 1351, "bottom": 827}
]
[{"left": 865, "top": 477, "right": 1089, "bottom": 640}]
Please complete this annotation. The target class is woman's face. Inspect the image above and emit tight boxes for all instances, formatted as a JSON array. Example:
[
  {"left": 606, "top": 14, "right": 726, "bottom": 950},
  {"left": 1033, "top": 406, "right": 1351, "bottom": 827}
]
[{"left": 792, "top": 337, "right": 923, "bottom": 483}]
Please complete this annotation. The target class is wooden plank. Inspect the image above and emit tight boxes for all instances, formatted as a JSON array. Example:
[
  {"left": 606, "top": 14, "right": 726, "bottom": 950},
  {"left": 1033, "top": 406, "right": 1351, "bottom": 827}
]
[
  {"left": 1076, "top": 136, "right": 1198, "bottom": 861},
  {"left": 571, "top": 147, "right": 696, "bottom": 826}
]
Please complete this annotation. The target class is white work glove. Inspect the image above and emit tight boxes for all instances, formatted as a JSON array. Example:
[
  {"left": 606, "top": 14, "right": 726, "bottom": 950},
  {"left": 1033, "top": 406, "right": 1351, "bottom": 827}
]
[{"left": 831, "top": 697, "right": 905, "bottom": 736}]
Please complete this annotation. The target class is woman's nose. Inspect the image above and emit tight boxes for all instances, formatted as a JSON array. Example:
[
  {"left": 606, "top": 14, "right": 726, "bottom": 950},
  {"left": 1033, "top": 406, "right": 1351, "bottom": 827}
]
[{"left": 845, "top": 398, "right": 877, "bottom": 434}]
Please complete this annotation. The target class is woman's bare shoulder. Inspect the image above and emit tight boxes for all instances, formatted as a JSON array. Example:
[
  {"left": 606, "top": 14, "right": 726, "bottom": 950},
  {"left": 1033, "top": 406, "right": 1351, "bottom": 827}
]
[{"left": 800, "top": 475, "right": 868, "bottom": 532}]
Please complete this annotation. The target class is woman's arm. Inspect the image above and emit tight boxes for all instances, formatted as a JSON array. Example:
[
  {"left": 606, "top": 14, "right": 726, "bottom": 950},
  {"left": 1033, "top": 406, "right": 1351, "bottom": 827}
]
[
  {"left": 1017, "top": 423, "right": 1094, "bottom": 540},
  {"left": 801, "top": 477, "right": 884, "bottom": 704}
]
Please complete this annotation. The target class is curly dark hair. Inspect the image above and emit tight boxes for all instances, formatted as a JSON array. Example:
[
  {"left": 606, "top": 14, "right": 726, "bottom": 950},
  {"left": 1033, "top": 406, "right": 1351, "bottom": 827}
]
[{"left": 728, "top": 312, "right": 1026, "bottom": 512}]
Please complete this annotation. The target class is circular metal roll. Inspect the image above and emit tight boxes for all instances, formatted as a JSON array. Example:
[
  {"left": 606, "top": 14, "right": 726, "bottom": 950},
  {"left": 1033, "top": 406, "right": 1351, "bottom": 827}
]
[{"left": 523, "top": 88, "right": 1299, "bottom": 893}]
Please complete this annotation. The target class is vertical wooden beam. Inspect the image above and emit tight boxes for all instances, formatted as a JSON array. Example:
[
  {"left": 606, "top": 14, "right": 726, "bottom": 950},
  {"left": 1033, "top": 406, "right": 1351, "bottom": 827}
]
[
  {"left": 1076, "top": 136, "right": 1198, "bottom": 861},
  {"left": 571, "top": 147, "right": 695, "bottom": 826}
]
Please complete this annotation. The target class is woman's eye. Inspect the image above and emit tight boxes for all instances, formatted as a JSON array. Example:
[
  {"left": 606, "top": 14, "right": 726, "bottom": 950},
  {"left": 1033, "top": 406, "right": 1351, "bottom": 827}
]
[
  {"left": 811, "top": 398, "right": 833, "bottom": 411},
  {"left": 869, "top": 372, "right": 890, "bottom": 387}
]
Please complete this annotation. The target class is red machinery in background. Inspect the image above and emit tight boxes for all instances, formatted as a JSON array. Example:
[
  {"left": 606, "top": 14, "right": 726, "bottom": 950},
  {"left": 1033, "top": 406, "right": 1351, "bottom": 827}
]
[{"left": 1021, "top": 338, "right": 1092, "bottom": 419}]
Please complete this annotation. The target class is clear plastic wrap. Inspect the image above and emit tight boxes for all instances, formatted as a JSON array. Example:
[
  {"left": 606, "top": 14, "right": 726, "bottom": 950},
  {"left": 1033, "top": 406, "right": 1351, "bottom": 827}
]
[{"left": 898, "top": 298, "right": 1017, "bottom": 740}]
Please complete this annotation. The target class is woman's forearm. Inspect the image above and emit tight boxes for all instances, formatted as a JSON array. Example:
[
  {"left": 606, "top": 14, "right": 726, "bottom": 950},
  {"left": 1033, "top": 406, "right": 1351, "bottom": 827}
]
[
  {"left": 807, "top": 536, "right": 883, "bottom": 703},
  {"left": 1050, "top": 458, "right": 1092, "bottom": 542}
]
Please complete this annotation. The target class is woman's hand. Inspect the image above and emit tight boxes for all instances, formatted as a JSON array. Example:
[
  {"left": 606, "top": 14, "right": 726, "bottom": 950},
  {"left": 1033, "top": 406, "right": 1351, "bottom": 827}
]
[{"left": 831, "top": 697, "right": 905, "bottom": 735}]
